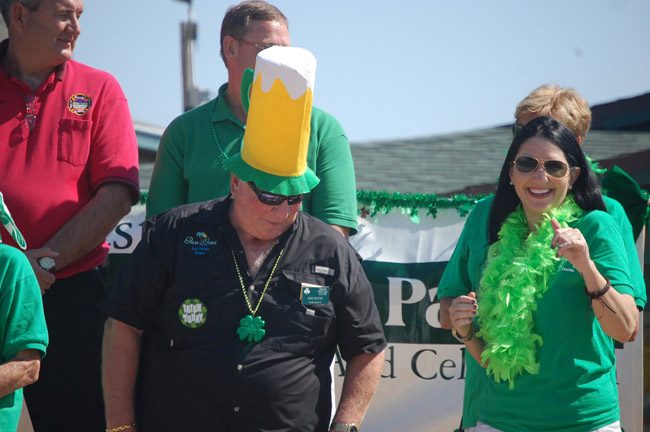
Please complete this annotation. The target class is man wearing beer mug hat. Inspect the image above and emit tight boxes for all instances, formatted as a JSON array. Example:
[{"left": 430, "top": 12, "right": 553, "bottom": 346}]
[{"left": 102, "top": 47, "right": 385, "bottom": 432}]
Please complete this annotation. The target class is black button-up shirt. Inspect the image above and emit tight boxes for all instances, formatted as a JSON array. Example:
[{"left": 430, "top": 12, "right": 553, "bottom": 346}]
[{"left": 105, "top": 198, "right": 386, "bottom": 432}]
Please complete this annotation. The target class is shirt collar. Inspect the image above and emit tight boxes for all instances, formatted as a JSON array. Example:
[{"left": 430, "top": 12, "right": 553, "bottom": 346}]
[
  {"left": 193, "top": 196, "right": 231, "bottom": 226},
  {"left": 210, "top": 83, "right": 244, "bottom": 127},
  {"left": 208, "top": 196, "right": 299, "bottom": 248}
]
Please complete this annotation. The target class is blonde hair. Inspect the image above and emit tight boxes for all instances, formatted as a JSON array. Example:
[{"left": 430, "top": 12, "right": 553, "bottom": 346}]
[{"left": 515, "top": 84, "right": 591, "bottom": 141}]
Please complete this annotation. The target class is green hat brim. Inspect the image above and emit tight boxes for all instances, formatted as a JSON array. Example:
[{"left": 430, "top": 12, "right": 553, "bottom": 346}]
[{"left": 225, "top": 153, "right": 320, "bottom": 196}]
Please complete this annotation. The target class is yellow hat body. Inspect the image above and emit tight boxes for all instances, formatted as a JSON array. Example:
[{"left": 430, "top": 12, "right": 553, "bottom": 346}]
[{"left": 242, "top": 46, "right": 316, "bottom": 177}]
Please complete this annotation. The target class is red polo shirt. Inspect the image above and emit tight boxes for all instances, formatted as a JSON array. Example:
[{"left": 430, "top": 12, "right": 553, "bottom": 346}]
[{"left": 0, "top": 39, "right": 139, "bottom": 279}]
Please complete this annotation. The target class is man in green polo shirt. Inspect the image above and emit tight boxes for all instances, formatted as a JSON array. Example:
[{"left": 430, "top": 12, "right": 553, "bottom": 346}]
[{"left": 147, "top": 0, "right": 357, "bottom": 237}]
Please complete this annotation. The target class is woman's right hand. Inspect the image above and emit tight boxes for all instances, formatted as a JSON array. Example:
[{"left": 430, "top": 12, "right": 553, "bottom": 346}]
[{"left": 449, "top": 292, "right": 477, "bottom": 337}]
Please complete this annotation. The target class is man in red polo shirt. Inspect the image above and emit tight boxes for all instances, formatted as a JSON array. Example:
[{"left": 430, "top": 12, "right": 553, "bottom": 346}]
[{"left": 0, "top": 0, "right": 139, "bottom": 430}]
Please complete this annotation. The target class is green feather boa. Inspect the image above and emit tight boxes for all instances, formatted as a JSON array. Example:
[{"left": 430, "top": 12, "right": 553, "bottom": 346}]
[{"left": 476, "top": 196, "right": 583, "bottom": 389}]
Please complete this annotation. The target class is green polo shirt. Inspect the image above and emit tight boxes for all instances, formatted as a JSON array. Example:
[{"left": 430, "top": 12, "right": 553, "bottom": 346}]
[
  {"left": 479, "top": 210, "right": 632, "bottom": 431},
  {"left": 147, "top": 84, "right": 358, "bottom": 233},
  {"left": 0, "top": 245, "right": 48, "bottom": 431},
  {"left": 438, "top": 196, "right": 641, "bottom": 429},
  {"left": 437, "top": 196, "right": 491, "bottom": 429},
  {"left": 601, "top": 195, "right": 646, "bottom": 309}
]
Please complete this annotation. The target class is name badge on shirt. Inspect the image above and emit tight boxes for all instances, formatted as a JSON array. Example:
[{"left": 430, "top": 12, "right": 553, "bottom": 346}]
[{"left": 300, "top": 283, "right": 330, "bottom": 305}]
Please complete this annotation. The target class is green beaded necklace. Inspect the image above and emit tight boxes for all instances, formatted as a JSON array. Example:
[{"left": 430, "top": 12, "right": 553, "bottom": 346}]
[
  {"left": 209, "top": 98, "right": 230, "bottom": 163},
  {"left": 231, "top": 248, "right": 284, "bottom": 343}
]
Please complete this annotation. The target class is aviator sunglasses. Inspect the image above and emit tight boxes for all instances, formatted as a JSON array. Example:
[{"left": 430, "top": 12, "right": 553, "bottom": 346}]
[
  {"left": 248, "top": 182, "right": 305, "bottom": 206},
  {"left": 513, "top": 156, "right": 571, "bottom": 178}
]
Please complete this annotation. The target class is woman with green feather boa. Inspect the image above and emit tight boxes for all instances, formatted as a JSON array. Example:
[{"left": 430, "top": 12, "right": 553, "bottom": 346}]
[{"left": 447, "top": 116, "right": 638, "bottom": 432}]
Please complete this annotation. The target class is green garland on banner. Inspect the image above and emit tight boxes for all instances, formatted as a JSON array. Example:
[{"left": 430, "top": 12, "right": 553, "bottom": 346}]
[
  {"left": 139, "top": 186, "right": 647, "bottom": 229},
  {"left": 139, "top": 189, "right": 487, "bottom": 221},
  {"left": 357, "top": 190, "right": 487, "bottom": 221}
]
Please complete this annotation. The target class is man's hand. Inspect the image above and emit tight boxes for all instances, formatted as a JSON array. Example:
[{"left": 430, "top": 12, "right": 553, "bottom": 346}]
[
  {"left": 42, "top": 183, "right": 133, "bottom": 272},
  {"left": 25, "top": 247, "right": 60, "bottom": 293}
]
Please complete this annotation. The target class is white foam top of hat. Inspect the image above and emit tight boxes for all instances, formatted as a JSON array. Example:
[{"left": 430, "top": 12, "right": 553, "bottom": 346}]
[{"left": 254, "top": 46, "right": 316, "bottom": 100}]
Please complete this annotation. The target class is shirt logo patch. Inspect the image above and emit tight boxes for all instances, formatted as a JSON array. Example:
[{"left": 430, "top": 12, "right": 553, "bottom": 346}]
[
  {"left": 67, "top": 93, "right": 92, "bottom": 115},
  {"left": 559, "top": 260, "right": 576, "bottom": 273},
  {"left": 184, "top": 231, "right": 218, "bottom": 255},
  {"left": 179, "top": 299, "right": 207, "bottom": 328}
]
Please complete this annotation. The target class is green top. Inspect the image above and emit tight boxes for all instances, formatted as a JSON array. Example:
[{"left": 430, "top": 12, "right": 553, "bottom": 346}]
[
  {"left": 147, "top": 84, "right": 358, "bottom": 233},
  {"left": 601, "top": 195, "right": 646, "bottom": 309},
  {"left": 438, "top": 196, "right": 640, "bottom": 430},
  {"left": 437, "top": 195, "right": 491, "bottom": 429},
  {"left": 602, "top": 165, "right": 650, "bottom": 241},
  {"left": 0, "top": 245, "right": 48, "bottom": 432},
  {"left": 479, "top": 210, "right": 632, "bottom": 431}
]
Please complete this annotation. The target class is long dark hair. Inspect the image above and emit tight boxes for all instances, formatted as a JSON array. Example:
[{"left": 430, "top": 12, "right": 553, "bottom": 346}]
[{"left": 488, "top": 116, "right": 605, "bottom": 244}]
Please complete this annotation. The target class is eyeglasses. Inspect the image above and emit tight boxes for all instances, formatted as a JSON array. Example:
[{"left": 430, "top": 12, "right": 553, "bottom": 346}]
[
  {"left": 233, "top": 37, "right": 281, "bottom": 53},
  {"left": 25, "top": 94, "right": 37, "bottom": 131},
  {"left": 248, "top": 182, "right": 304, "bottom": 206},
  {"left": 512, "top": 156, "right": 571, "bottom": 178},
  {"left": 511, "top": 122, "right": 524, "bottom": 137}
]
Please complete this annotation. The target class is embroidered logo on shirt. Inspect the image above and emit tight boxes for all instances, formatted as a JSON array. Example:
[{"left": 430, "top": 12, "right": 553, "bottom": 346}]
[
  {"left": 179, "top": 299, "right": 207, "bottom": 328},
  {"left": 559, "top": 260, "right": 576, "bottom": 273},
  {"left": 67, "top": 93, "right": 92, "bottom": 115},
  {"left": 184, "top": 231, "right": 218, "bottom": 256}
]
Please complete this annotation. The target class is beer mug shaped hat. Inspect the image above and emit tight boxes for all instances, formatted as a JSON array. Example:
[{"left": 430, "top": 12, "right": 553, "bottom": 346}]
[
  {"left": 225, "top": 46, "right": 320, "bottom": 196},
  {"left": 0, "top": 192, "right": 27, "bottom": 249}
]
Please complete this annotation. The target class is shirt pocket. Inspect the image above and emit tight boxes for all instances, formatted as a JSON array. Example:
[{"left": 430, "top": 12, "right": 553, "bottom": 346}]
[
  {"left": 156, "top": 259, "right": 230, "bottom": 349},
  {"left": 57, "top": 118, "right": 92, "bottom": 166},
  {"left": 261, "top": 270, "right": 335, "bottom": 356}
]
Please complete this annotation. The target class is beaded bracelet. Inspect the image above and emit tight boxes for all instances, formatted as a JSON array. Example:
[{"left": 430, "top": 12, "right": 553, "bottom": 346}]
[
  {"left": 106, "top": 423, "right": 137, "bottom": 432},
  {"left": 585, "top": 278, "right": 611, "bottom": 300},
  {"left": 452, "top": 324, "right": 475, "bottom": 343}
]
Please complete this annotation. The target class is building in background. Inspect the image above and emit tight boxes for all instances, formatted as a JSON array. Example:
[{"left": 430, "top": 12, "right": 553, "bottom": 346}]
[
  {"left": 134, "top": 92, "right": 650, "bottom": 195},
  {"left": 351, "top": 93, "right": 650, "bottom": 195}
]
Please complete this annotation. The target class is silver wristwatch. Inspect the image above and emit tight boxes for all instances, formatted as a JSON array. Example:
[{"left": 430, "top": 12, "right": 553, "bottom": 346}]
[
  {"left": 38, "top": 257, "right": 56, "bottom": 271},
  {"left": 331, "top": 423, "right": 359, "bottom": 432}
]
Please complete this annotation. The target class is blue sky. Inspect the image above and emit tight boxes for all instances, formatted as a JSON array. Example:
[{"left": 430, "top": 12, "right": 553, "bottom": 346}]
[{"left": 73, "top": 0, "right": 650, "bottom": 142}]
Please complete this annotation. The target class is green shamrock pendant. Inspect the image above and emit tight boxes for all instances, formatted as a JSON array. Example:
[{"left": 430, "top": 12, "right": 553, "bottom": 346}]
[{"left": 237, "top": 314, "right": 266, "bottom": 343}]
